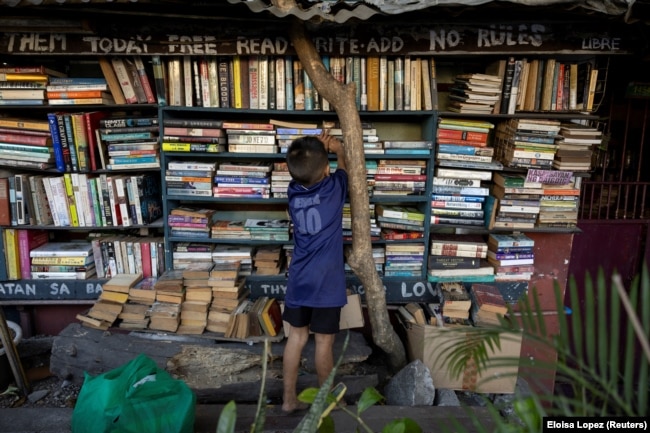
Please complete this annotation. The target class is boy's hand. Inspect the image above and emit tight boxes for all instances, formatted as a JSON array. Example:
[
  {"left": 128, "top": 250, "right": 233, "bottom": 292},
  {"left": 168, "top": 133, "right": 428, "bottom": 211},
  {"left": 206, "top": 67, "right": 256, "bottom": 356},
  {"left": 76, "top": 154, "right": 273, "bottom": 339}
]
[{"left": 319, "top": 130, "right": 342, "bottom": 153}]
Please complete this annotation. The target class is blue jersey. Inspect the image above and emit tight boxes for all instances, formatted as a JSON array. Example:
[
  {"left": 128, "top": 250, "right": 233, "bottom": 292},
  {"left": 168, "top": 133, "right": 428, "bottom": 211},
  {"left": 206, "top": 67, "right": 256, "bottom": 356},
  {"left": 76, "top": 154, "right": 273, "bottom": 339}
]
[{"left": 285, "top": 169, "right": 348, "bottom": 308}]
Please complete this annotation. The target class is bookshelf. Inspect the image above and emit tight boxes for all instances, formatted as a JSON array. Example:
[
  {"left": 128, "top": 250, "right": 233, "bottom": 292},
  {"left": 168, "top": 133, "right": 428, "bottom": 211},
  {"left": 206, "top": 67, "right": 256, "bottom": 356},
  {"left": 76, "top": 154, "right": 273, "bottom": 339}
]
[{"left": 0, "top": 12, "right": 629, "bottom": 305}]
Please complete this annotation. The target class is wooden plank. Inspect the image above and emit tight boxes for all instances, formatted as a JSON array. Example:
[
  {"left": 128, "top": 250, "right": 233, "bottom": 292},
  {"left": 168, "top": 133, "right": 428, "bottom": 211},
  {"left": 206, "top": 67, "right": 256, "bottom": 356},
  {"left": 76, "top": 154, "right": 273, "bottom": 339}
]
[{"left": 0, "top": 308, "right": 30, "bottom": 395}]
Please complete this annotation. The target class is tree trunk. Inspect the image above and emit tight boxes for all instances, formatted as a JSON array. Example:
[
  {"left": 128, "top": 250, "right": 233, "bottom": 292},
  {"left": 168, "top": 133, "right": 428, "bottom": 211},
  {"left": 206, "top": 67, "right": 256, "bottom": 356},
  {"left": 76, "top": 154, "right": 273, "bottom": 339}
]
[{"left": 289, "top": 19, "right": 406, "bottom": 371}]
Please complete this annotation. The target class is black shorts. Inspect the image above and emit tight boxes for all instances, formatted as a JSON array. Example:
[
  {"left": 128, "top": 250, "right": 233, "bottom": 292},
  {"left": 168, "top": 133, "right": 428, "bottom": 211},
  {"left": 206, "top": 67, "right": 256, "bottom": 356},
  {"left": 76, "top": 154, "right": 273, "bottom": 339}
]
[{"left": 282, "top": 306, "right": 341, "bottom": 334}]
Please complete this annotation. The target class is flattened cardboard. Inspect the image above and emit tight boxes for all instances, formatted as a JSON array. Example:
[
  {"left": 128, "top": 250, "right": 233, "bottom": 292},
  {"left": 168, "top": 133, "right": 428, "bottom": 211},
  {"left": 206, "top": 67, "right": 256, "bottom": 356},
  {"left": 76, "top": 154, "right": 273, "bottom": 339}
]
[{"left": 406, "top": 323, "right": 522, "bottom": 393}]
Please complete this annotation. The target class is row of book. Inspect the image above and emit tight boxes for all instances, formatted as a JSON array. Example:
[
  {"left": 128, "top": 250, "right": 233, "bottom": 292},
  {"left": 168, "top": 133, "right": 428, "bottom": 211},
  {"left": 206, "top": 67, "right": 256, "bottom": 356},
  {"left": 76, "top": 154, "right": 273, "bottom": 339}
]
[
  {"left": 488, "top": 57, "right": 600, "bottom": 115},
  {"left": 0, "top": 59, "right": 156, "bottom": 106},
  {"left": 396, "top": 281, "right": 509, "bottom": 328},
  {"left": 150, "top": 54, "right": 439, "bottom": 112},
  {"left": 0, "top": 172, "right": 162, "bottom": 228},
  {"left": 0, "top": 113, "right": 161, "bottom": 173}
]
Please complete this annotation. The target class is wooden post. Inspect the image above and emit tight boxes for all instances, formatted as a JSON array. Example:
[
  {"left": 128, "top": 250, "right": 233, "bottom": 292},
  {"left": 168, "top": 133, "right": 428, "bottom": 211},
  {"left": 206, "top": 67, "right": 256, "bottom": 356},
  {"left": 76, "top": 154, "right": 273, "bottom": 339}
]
[{"left": 0, "top": 308, "right": 30, "bottom": 395}]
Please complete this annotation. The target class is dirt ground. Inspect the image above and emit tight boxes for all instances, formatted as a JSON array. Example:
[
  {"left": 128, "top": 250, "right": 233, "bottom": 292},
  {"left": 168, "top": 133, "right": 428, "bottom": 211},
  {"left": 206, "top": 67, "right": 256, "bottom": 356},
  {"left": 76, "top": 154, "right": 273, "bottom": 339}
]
[{"left": 0, "top": 333, "right": 393, "bottom": 410}]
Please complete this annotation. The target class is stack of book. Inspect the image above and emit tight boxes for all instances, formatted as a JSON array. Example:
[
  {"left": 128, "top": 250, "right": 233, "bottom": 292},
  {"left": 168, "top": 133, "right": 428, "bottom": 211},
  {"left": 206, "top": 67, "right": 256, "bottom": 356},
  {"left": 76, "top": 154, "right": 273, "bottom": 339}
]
[
  {"left": 210, "top": 219, "right": 249, "bottom": 239},
  {"left": 29, "top": 241, "right": 96, "bottom": 280},
  {"left": 207, "top": 261, "right": 249, "bottom": 334},
  {"left": 0, "top": 65, "right": 63, "bottom": 106},
  {"left": 448, "top": 73, "right": 503, "bottom": 114},
  {"left": 553, "top": 123, "right": 601, "bottom": 171},
  {"left": 212, "top": 244, "right": 254, "bottom": 275},
  {"left": 270, "top": 161, "right": 290, "bottom": 198},
  {"left": 122, "top": 276, "right": 158, "bottom": 328},
  {"left": 375, "top": 204, "right": 425, "bottom": 236},
  {"left": 178, "top": 263, "right": 214, "bottom": 334},
  {"left": 46, "top": 77, "right": 114, "bottom": 105},
  {"left": 0, "top": 117, "right": 55, "bottom": 170},
  {"left": 77, "top": 273, "right": 143, "bottom": 330},
  {"left": 431, "top": 168, "right": 490, "bottom": 228},
  {"left": 344, "top": 203, "right": 380, "bottom": 241},
  {"left": 438, "top": 281, "right": 472, "bottom": 325},
  {"left": 436, "top": 118, "right": 494, "bottom": 165},
  {"left": 162, "top": 120, "right": 226, "bottom": 153},
  {"left": 252, "top": 245, "right": 284, "bottom": 275},
  {"left": 148, "top": 270, "right": 183, "bottom": 332},
  {"left": 384, "top": 242, "right": 425, "bottom": 277},
  {"left": 148, "top": 302, "right": 182, "bottom": 333},
  {"left": 244, "top": 218, "right": 290, "bottom": 241},
  {"left": 373, "top": 159, "right": 427, "bottom": 196},
  {"left": 98, "top": 115, "right": 160, "bottom": 170},
  {"left": 172, "top": 242, "right": 214, "bottom": 269},
  {"left": 226, "top": 124, "right": 277, "bottom": 154},
  {"left": 493, "top": 118, "right": 562, "bottom": 169},
  {"left": 486, "top": 233, "right": 535, "bottom": 282},
  {"left": 168, "top": 207, "right": 216, "bottom": 239},
  {"left": 213, "top": 161, "right": 272, "bottom": 198},
  {"left": 488, "top": 173, "right": 545, "bottom": 230},
  {"left": 427, "top": 234, "right": 495, "bottom": 283},
  {"left": 165, "top": 162, "right": 214, "bottom": 198},
  {"left": 469, "top": 283, "right": 509, "bottom": 326},
  {"left": 538, "top": 181, "right": 581, "bottom": 228},
  {"left": 275, "top": 125, "right": 322, "bottom": 154}
]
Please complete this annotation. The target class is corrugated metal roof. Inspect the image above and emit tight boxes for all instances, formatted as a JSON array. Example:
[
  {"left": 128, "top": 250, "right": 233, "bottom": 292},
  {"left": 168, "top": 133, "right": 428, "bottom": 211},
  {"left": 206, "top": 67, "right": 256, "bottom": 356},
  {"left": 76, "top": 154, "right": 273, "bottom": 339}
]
[
  {"left": 0, "top": 0, "right": 642, "bottom": 24},
  {"left": 227, "top": 0, "right": 635, "bottom": 23}
]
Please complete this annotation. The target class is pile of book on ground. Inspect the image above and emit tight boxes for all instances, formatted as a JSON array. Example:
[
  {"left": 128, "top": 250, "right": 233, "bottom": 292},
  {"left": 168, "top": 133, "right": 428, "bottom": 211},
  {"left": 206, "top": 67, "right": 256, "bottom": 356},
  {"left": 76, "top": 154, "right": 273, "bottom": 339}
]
[
  {"left": 395, "top": 281, "right": 508, "bottom": 328},
  {"left": 75, "top": 268, "right": 283, "bottom": 339}
]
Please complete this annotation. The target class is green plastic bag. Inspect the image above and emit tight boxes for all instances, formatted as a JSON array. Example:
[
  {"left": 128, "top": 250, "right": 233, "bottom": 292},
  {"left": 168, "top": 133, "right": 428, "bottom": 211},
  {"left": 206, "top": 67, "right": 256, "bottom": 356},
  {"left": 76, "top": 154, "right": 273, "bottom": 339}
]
[{"left": 71, "top": 353, "right": 196, "bottom": 433}]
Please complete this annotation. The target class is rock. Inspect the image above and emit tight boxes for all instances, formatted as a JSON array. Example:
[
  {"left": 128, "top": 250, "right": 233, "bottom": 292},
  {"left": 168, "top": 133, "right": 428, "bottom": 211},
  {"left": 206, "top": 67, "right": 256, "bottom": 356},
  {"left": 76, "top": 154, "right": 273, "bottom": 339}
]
[
  {"left": 384, "top": 359, "right": 435, "bottom": 406},
  {"left": 434, "top": 388, "right": 460, "bottom": 406},
  {"left": 27, "top": 389, "right": 49, "bottom": 403}
]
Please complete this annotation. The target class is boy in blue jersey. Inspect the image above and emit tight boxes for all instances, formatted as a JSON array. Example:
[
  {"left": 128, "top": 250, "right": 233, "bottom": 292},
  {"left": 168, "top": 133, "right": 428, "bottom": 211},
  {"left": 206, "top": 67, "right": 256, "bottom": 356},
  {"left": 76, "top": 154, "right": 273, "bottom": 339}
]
[{"left": 282, "top": 130, "right": 348, "bottom": 414}]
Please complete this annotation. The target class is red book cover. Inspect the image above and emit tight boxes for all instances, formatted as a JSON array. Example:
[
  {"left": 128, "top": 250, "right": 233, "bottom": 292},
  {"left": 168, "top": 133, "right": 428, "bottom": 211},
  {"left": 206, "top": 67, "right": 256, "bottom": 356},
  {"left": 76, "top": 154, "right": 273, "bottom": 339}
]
[
  {"left": 140, "top": 240, "right": 152, "bottom": 278},
  {"left": 0, "top": 131, "right": 52, "bottom": 146},
  {"left": 470, "top": 283, "right": 508, "bottom": 314},
  {"left": 84, "top": 111, "right": 108, "bottom": 171},
  {"left": 436, "top": 128, "right": 488, "bottom": 143},
  {"left": 17, "top": 229, "right": 49, "bottom": 279},
  {"left": 0, "top": 177, "right": 10, "bottom": 226}
]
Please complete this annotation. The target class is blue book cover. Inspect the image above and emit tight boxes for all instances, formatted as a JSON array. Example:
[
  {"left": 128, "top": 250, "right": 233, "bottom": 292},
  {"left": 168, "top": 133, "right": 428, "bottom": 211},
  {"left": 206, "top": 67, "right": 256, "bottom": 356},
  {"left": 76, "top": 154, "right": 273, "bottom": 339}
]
[
  {"left": 431, "top": 194, "right": 485, "bottom": 203},
  {"left": 438, "top": 144, "right": 486, "bottom": 155}
]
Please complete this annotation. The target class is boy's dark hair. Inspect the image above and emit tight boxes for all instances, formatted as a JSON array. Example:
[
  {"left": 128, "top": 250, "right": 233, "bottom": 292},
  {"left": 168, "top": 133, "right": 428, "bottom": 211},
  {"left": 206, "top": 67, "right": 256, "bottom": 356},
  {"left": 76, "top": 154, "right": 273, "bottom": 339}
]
[{"left": 286, "top": 136, "right": 329, "bottom": 186}]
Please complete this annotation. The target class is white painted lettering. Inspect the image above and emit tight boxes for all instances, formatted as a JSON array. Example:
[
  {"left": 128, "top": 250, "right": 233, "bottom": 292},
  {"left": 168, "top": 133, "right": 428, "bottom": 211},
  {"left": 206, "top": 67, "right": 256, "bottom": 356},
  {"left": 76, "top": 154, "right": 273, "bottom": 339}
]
[
  {"left": 429, "top": 30, "right": 460, "bottom": 51},
  {"left": 86, "top": 283, "right": 103, "bottom": 295},
  {"left": 0, "top": 282, "right": 36, "bottom": 296},
  {"left": 49, "top": 283, "right": 71, "bottom": 296}
]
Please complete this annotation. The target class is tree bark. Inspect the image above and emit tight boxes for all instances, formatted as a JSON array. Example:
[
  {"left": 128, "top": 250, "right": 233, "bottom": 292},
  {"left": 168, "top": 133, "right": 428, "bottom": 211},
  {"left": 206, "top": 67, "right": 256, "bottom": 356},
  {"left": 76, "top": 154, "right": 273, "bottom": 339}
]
[{"left": 288, "top": 19, "right": 406, "bottom": 371}]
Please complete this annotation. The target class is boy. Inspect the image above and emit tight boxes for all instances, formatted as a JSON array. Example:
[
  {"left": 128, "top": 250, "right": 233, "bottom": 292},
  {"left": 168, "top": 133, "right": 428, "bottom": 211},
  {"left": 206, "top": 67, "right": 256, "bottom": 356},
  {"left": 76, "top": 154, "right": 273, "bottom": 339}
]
[{"left": 282, "top": 130, "right": 348, "bottom": 414}]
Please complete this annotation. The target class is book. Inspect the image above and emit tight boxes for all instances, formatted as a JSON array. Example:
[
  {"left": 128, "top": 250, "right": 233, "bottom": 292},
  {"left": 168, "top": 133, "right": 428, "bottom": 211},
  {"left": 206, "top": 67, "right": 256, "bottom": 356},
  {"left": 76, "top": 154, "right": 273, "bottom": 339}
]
[
  {"left": 470, "top": 283, "right": 508, "bottom": 315},
  {"left": 102, "top": 273, "right": 143, "bottom": 294},
  {"left": 17, "top": 229, "right": 49, "bottom": 279}
]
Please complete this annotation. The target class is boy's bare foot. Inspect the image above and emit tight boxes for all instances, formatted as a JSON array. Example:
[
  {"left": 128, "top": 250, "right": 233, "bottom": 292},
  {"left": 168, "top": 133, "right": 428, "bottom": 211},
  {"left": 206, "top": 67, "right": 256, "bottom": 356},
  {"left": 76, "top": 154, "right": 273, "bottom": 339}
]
[{"left": 281, "top": 401, "right": 309, "bottom": 415}]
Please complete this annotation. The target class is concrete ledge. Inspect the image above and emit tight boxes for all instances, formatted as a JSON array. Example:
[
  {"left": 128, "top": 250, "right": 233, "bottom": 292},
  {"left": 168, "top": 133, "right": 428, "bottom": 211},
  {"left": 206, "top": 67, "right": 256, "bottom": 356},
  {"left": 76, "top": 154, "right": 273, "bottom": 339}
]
[{"left": 0, "top": 404, "right": 495, "bottom": 433}]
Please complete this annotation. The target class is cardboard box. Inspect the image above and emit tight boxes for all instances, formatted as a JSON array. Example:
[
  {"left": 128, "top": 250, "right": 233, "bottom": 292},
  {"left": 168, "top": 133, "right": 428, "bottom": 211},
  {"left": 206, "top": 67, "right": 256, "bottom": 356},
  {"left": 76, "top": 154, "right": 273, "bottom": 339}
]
[
  {"left": 405, "top": 323, "right": 522, "bottom": 393},
  {"left": 283, "top": 294, "right": 364, "bottom": 336},
  {"left": 339, "top": 293, "right": 364, "bottom": 329}
]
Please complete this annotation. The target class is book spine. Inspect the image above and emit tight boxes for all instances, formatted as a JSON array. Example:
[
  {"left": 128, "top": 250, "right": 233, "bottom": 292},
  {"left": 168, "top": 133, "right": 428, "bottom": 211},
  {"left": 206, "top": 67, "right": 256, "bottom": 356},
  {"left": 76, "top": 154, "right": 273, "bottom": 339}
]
[
  {"left": 133, "top": 56, "right": 156, "bottom": 104},
  {"left": 111, "top": 57, "right": 138, "bottom": 104}
]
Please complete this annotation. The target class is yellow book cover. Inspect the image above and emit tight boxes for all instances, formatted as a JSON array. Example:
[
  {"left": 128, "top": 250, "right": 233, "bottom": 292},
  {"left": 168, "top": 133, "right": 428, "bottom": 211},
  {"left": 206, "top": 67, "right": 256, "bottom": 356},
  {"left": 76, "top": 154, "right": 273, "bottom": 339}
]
[
  {"left": 62, "top": 174, "right": 80, "bottom": 227},
  {"left": 30, "top": 256, "right": 92, "bottom": 266},
  {"left": 98, "top": 290, "right": 129, "bottom": 304},
  {"left": 3, "top": 228, "right": 19, "bottom": 280},
  {"left": 233, "top": 55, "right": 243, "bottom": 109},
  {"left": 71, "top": 113, "right": 89, "bottom": 172}
]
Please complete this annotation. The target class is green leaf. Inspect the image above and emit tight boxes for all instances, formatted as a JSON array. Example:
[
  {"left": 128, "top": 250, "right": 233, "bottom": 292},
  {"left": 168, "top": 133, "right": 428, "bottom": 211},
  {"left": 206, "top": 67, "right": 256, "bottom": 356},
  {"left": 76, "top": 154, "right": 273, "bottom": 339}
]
[
  {"left": 317, "top": 415, "right": 335, "bottom": 433},
  {"left": 298, "top": 387, "right": 320, "bottom": 404},
  {"left": 216, "top": 400, "right": 237, "bottom": 433},
  {"left": 357, "top": 387, "right": 384, "bottom": 414},
  {"left": 382, "top": 418, "right": 422, "bottom": 433}
]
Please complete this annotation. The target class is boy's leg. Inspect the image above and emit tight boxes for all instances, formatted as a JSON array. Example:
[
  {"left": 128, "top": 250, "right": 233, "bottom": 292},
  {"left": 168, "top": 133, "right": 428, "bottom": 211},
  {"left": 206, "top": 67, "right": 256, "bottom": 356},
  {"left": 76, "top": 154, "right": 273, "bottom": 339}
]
[
  {"left": 314, "top": 332, "right": 335, "bottom": 386},
  {"left": 282, "top": 324, "right": 310, "bottom": 413}
]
